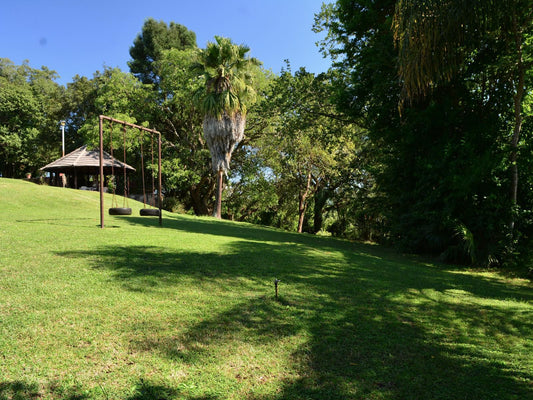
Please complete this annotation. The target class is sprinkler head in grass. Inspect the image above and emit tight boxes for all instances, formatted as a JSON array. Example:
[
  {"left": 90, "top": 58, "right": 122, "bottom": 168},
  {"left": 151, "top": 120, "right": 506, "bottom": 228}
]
[{"left": 274, "top": 278, "right": 281, "bottom": 300}]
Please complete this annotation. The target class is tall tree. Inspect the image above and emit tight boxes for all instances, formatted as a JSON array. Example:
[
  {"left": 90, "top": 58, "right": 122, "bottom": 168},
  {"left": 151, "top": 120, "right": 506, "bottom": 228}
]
[
  {"left": 128, "top": 18, "right": 197, "bottom": 85},
  {"left": 193, "top": 36, "right": 262, "bottom": 219},
  {"left": 0, "top": 59, "right": 64, "bottom": 178},
  {"left": 315, "top": 0, "right": 523, "bottom": 265},
  {"left": 63, "top": 75, "right": 98, "bottom": 150},
  {"left": 255, "top": 67, "right": 359, "bottom": 233},
  {"left": 154, "top": 48, "right": 214, "bottom": 215},
  {"left": 78, "top": 67, "right": 152, "bottom": 146},
  {"left": 393, "top": 0, "right": 533, "bottom": 230}
]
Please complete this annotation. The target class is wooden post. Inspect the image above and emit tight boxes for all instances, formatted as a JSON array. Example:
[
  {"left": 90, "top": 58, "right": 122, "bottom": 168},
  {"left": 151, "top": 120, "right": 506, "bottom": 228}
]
[
  {"left": 158, "top": 132, "right": 162, "bottom": 227},
  {"left": 99, "top": 115, "right": 104, "bottom": 228}
]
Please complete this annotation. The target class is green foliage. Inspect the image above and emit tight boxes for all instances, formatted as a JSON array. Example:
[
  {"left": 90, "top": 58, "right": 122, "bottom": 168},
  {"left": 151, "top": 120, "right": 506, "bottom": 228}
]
[
  {"left": 128, "top": 18, "right": 197, "bottom": 84},
  {"left": 77, "top": 67, "right": 152, "bottom": 150},
  {"left": 0, "top": 59, "right": 64, "bottom": 178},
  {"left": 152, "top": 48, "right": 214, "bottom": 215},
  {"left": 316, "top": 0, "right": 533, "bottom": 268},
  {"left": 62, "top": 75, "right": 98, "bottom": 150},
  {"left": 192, "top": 36, "right": 262, "bottom": 118},
  {"left": 393, "top": 0, "right": 532, "bottom": 102},
  {"left": 390, "top": 0, "right": 533, "bottom": 265},
  {"left": 222, "top": 146, "right": 279, "bottom": 223},
  {"left": 249, "top": 65, "right": 362, "bottom": 233}
]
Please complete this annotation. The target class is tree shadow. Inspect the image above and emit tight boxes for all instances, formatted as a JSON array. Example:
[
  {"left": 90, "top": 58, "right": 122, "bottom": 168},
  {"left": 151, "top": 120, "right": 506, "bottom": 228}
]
[
  {"left": 0, "top": 380, "right": 90, "bottom": 400},
  {"left": 123, "top": 213, "right": 351, "bottom": 249},
  {"left": 262, "top": 273, "right": 532, "bottom": 399},
  {"left": 0, "top": 381, "right": 42, "bottom": 400},
  {"left": 129, "top": 294, "right": 304, "bottom": 368},
  {"left": 15, "top": 217, "right": 97, "bottom": 228},
  {"left": 260, "top": 306, "right": 531, "bottom": 399},
  {"left": 56, "top": 237, "right": 532, "bottom": 399},
  {"left": 59, "top": 236, "right": 532, "bottom": 304},
  {"left": 126, "top": 378, "right": 182, "bottom": 400}
]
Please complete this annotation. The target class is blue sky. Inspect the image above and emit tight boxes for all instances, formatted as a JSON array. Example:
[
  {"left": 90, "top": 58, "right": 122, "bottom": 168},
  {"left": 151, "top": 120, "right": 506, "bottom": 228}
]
[{"left": 1, "top": 0, "right": 332, "bottom": 86}]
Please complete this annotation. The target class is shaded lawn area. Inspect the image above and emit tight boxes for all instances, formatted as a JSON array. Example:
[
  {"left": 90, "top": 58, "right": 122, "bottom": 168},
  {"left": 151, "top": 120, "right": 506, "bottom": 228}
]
[{"left": 0, "top": 179, "right": 532, "bottom": 399}]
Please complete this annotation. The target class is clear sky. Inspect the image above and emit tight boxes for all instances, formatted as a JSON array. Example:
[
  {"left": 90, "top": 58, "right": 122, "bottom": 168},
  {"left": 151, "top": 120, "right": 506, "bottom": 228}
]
[{"left": 1, "top": 0, "right": 331, "bottom": 86}]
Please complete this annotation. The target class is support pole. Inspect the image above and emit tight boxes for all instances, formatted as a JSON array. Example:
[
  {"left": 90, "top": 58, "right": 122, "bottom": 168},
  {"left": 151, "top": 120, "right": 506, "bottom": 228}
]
[
  {"left": 158, "top": 132, "right": 162, "bottom": 227},
  {"left": 99, "top": 115, "right": 105, "bottom": 228},
  {"left": 60, "top": 120, "right": 66, "bottom": 157}
]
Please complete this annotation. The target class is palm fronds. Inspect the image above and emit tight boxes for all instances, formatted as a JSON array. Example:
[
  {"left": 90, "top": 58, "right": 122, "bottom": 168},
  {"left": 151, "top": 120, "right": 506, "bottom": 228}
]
[{"left": 192, "top": 36, "right": 261, "bottom": 119}]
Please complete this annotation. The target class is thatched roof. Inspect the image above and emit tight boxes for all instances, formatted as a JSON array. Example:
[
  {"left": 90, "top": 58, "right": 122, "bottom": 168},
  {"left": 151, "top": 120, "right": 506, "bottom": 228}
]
[{"left": 40, "top": 145, "right": 136, "bottom": 174}]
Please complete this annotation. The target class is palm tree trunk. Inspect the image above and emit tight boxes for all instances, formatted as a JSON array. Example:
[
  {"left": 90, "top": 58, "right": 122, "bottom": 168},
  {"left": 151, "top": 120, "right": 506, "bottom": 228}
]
[{"left": 214, "top": 168, "right": 224, "bottom": 219}]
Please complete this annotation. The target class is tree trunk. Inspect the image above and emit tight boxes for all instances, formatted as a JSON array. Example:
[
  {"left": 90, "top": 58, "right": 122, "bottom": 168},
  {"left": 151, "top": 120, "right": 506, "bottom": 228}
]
[
  {"left": 511, "top": 76, "right": 523, "bottom": 207},
  {"left": 297, "top": 172, "right": 312, "bottom": 233},
  {"left": 190, "top": 176, "right": 211, "bottom": 216},
  {"left": 509, "top": 12, "right": 525, "bottom": 232},
  {"left": 214, "top": 168, "right": 224, "bottom": 219},
  {"left": 313, "top": 184, "right": 330, "bottom": 234}
]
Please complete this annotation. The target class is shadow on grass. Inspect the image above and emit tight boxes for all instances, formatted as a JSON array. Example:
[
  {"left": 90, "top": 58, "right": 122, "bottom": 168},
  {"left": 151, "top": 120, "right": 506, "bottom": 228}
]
[
  {"left": 0, "top": 381, "right": 42, "bottom": 400},
  {"left": 0, "top": 379, "right": 215, "bottom": 400},
  {"left": 15, "top": 217, "right": 99, "bottom": 228},
  {"left": 124, "top": 213, "right": 348, "bottom": 249},
  {"left": 126, "top": 379, "right": 180, "bottom": 400},
  {"left": 126, "top": 378, "right": 219, "bottom": 400},
  {"left": 0, "top": 380, "right": 90, "bottom": 400},
  {"left": 57, "top": 235, "right": 532, "bottom": 399}
]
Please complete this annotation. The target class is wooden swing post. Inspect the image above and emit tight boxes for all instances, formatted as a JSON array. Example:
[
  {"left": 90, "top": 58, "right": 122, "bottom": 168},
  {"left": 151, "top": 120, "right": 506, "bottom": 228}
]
[
  {"left": 98, "top": 115, "right": 162, "bottom": 229},
  {"left": 99, "top": 115, "right": 104, "bottom": 228}
]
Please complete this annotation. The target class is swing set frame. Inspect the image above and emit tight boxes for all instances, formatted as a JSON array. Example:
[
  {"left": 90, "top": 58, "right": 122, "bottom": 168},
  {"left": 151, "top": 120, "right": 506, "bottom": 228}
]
[{"left": 98, "top": 115, "right": 162, "bottom": 228}]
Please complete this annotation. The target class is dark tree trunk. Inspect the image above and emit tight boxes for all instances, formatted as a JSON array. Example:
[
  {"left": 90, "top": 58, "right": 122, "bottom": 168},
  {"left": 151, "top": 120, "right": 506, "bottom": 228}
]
[
  {"left": 313, "top": 185, "right": 330, "bottom": 234},
  {"left": 190, "top": 178, "right": 211, "bottom": 216},
  {"left": 509, "top": 12, "right": 525, "bottom": 233}
]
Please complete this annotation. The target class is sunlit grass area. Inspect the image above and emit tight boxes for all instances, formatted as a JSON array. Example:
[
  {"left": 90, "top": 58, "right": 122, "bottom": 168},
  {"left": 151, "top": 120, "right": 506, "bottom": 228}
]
[{"left": 1, "top": 178, "right": 531, "bottom": 399}]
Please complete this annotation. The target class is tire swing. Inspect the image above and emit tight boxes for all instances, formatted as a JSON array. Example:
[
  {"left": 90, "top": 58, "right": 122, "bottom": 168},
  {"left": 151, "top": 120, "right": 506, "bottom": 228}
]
[
  {"left": 108, "top": 123, "right": 132, "bottom": 216},
  {"left": 139, "top": 131, "right": 160, "bottom": 217}
]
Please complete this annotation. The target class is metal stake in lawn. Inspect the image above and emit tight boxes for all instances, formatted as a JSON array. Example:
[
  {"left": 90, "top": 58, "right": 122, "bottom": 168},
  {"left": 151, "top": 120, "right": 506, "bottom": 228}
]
[{"left": 274, "top": 278, "right": 281, "bottom": 300}]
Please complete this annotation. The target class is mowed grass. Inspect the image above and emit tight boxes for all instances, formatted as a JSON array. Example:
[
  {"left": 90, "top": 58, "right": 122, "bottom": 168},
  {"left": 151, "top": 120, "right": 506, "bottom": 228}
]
[{"left": 0, "top": 178, "right": 532, "bottom": 400}]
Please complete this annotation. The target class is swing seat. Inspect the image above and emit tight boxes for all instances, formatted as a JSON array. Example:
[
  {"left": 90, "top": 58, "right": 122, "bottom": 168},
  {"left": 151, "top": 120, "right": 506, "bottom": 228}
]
[
  {"left": 140, "top": 208, "right": 160, "bottom": 217},
  {"left": 109, "top": 207, "right": 132, "bottom": 215}
]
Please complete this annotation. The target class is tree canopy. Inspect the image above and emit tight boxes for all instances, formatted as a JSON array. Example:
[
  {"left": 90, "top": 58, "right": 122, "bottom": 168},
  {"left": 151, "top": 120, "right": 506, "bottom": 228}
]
[
  {"left": 0, "top": 59, "right": 64, "bottom": 178},
  {"left": 316, "top": 0, "right": 533, "bottom": 266},
  {"left": 128, "top": 18, "right": 197, "bottom": 84}
]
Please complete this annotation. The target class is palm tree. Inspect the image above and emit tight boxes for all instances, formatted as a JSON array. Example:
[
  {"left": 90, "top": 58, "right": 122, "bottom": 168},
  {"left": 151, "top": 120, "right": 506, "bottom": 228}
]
[{"left": 193, "top": 36, "right": 261, "bottom": 218}]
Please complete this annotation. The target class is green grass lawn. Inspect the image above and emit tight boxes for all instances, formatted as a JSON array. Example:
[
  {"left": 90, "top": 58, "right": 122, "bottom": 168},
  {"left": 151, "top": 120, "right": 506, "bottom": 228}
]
[{"left": 0, "top": 178, "right": 532, "bottom": 400}]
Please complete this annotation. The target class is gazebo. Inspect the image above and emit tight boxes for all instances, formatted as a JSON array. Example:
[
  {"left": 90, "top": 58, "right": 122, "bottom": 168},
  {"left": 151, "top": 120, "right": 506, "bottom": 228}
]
[{"left": 40, "top": 145, "right": 135, "bottom": 189}]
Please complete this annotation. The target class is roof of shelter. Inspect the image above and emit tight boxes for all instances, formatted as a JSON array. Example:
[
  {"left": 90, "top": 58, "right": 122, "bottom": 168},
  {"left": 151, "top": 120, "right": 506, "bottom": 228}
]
[{"left": 40, "top": 145, "right": 135, "bottom": 172}]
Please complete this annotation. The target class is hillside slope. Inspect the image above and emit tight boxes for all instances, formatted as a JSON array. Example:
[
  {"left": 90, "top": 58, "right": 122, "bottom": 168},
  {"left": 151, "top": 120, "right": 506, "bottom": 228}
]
[{"left": 0, "top": 178, "right": 531, "bottom": 400}]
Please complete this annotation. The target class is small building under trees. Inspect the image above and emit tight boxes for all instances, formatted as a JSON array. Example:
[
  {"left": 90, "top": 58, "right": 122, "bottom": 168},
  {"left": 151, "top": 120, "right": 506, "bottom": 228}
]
[{"left": 40, "top": 145, "right": 135, "bottom": 189}]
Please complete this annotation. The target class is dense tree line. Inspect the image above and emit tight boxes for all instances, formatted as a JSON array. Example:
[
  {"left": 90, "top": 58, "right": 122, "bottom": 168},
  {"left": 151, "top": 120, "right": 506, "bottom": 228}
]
[
  {"left": 315, "top": 0, "right": 532, "bottom": 267},
  {"left": 2, "top": 4, "right": 532, "bottom": 270},
  {"left": 0, "top": 60, "right": 65, "bottom": 178}
]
